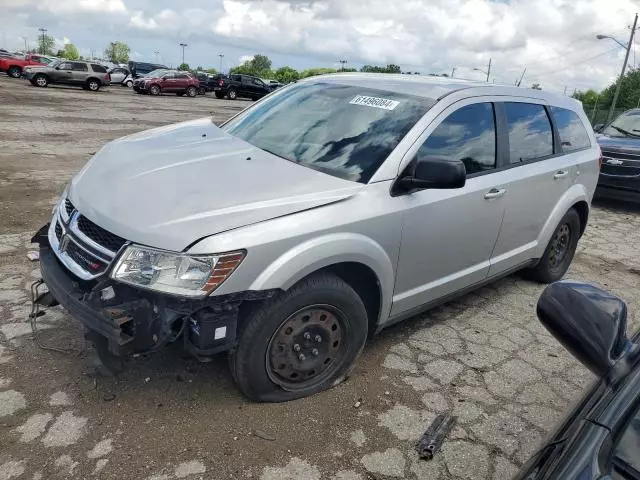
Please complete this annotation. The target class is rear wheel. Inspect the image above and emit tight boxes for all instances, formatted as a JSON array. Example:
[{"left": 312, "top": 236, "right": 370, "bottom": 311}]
[
  {"left": 7, "top": 66, "right": 21, "bottom": 78},
  {"left": 229, "top": 273, "right": 368, "bottom": 402},
  {"left": 228, "top": 88, "right": 237, "bottom": 100},
  {"left": 86, "top": 79, "right": 100, "bottom": 91},
  {"left": 34, "top": 74, "right": 48, "bottom": 87},
  {"left": 149, "top": 84, "right": 161, "bottom": 96},
  {"left": 186, "top": 86, "right": 197, "bottom": 97},
  {"left": 527, "top": 208, "right": 581, "bottom": 283}
]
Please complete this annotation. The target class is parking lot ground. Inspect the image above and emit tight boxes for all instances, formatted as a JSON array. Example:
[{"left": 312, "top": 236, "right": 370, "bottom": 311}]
[{"left": 1, "top": 74, "right": 639, "bottom": 480}]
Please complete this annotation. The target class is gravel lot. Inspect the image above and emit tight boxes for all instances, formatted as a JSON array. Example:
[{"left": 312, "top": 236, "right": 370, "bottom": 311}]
[{"left": 1, "top": 75, "right": 639, "bottom": 480}]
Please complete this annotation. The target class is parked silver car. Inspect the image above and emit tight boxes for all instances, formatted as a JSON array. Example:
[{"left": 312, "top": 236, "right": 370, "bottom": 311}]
[
  {"left": 108, "top": 67, "right": 129, "bottom": 85},
  {"left": 34, "top": 74, "right": 600, "bottom": 402}
]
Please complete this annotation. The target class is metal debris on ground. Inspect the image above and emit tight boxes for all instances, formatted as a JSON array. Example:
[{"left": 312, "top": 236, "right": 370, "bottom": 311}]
[
  {"left": 252, "top": 429, "right": 276, "bottom": 441},
  {"left": 415, "top": 414, "right": 457, "bottom": 460},
  {"left": 27, "top": 251, "right": 39, "bottom": 261}
]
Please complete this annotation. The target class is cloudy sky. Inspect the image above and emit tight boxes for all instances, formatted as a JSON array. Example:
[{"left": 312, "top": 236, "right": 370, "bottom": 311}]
[{"left": 2, "top": 0, "right": 639, "bottom": 93}]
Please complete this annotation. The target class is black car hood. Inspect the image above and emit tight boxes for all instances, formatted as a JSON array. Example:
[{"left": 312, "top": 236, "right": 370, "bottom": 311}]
[{"left": 596, "top": 134, "right": 640, "bottom": 154}]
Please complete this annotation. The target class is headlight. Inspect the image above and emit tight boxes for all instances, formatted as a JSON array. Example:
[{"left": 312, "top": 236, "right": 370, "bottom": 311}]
[{"left": 111, "top": 245, "right": 245, "bottom": 297}]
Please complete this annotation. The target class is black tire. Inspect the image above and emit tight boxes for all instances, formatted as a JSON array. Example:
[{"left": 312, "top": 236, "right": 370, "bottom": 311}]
[
  {"left": 149, "top": 84, "right": 161, "bottom": 96},
  {"left": 33, "top": 74, "right": 48, "bottom": 87},
  {"left": 228, "top": 88, "right": 237, "bottom": 100},
  {"left": 229, "top": 273, "right": 368, "bottom": 402},
  {"left": 177, "top": 92, "right": 184, "bottom": 96},
  {"left": 125, "top": 80, "right": 133, "bottom": 88},
  {"left": 527, "top": 208, "right": 581, "bottom": 283},
  {"left": 214, "top": 91, "right": 225, "bottom": 99},
  {"left": 8, "top": 66, "right": 21, "bottom": 78},
  {"left": 86, "top": 79, "right": 100, "bottom": 91},
  {"left": 186, "top": 86, "right": 197, "bottom": 97}
]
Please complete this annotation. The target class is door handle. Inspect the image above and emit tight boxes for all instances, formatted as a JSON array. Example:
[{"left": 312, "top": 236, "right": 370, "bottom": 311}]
[
  {"left": 484, "top": 188, "right": 506, "bottom": 200},
  {"left": 553, "top": 170, "right": 569, "bottom": 180}
]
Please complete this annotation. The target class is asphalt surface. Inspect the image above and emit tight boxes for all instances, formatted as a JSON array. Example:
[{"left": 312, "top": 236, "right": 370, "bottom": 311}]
[{"left": 1, "top": 75, "right": 639, "bottom": 480}]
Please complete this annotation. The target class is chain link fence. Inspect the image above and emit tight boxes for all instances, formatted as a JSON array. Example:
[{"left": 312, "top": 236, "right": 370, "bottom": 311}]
[{"left": 581, "top": 105, "right": 627, "bottom": 126}]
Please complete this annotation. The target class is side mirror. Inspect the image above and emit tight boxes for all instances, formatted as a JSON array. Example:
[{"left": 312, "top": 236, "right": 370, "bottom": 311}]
[
  {"left": 593, "top": 123, "right": 604, "bottom": 133},
  {"left": 400, "top": 156, "right": 466, "bottom": 191},
  {"left": 537, "top": 281, "right": 632, "bottom": 378}
]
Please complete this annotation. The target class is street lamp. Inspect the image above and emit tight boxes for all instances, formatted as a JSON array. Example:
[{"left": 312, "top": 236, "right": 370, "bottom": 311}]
[
  {"left": 219, "top": 54, "right": 224, "bottom": 73},
  {"left": 597, "top": 13, "right": 638, "bottom": 123},
  {"left": 473, "top": 58, "right": 491, "bottom": 82},
  {"left": 179, "top": 42, "right": 188, "bottom": 66},
  {"left": 38, "top": 27, "right": 47, "bottom": 55},
  {"left": 596, "top": 34, "right": 627, "bottom": 49},
  {"left": 154, "top": 51, "right": 159, "bottom": 64},
  {"left": 338, "top": 59, "right": 348, "bottom": 72}
]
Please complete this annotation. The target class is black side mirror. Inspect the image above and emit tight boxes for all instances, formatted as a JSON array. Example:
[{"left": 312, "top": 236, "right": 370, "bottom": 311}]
[
  {"left": 537, "top": 281, "right": 632, "bottom": 378},
  {"left": 400, "top": 156, "right": 466, "bottom": 191},
  {"left": 593, "top": 123, "right": 604, "bottom": 133}
]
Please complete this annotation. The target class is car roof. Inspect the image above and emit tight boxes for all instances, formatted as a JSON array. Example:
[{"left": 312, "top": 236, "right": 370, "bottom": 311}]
[{"left": 301, "top": 73, "right": 583, "bottom": 110}]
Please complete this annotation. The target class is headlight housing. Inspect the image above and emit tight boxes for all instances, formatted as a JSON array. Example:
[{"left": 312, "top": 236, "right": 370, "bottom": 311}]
[{"left": 111, "top": 245, "right": 245, "bottom": 297}]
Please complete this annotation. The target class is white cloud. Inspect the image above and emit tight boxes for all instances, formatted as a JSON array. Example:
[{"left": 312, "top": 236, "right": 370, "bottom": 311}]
[{"left": 238, "top": 54, "right": 254, "bottom": 64}]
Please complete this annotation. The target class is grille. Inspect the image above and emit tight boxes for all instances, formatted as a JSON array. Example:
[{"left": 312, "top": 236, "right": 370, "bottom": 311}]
[
  {"left": 64, "top": 199, "right": 75, "bottom": 217},
  {"left": 77, "top": 216, "right": 126, "bottom": 253},
  {"left": 601, "top": 150, "right": 640, "bottom": 176},
  {"left": 54, "top": 222, "right": 63, "bottom": 241},
  {"left": 65, "top": 241, "right": 107, "bottom": 274}
]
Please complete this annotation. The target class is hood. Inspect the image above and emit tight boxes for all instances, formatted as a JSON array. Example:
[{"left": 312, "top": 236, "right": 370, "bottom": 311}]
[
  {"left": 596, "top": 133, "right": 640, "bottom": 154},
  {"left": 69, "top": 118, "right": 363, "bottom": 252}
]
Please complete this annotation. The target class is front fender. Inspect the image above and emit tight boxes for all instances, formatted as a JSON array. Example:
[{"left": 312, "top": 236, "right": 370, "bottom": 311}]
[
  {"left": 249, "top": 233, "right": 395, "bottom": 325},
  {"left": 535, "top": 183, "right": 590, "bottom": 258}
]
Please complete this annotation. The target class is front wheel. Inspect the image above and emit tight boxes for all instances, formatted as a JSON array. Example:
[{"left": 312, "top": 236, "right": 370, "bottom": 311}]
[
  {"left": 8, "top": 66, "right": 21, "bottom": 78},
  {"left": 229, "top": 273, "right": 368, "bottom": 402},
  {"left": 186, "top": 86, "right": 197, "bottom": 97},
  {"left": 149, "top": 85, "right": 161, "bottom": 96},
  {"left": 526, "top": 208, "right": 581, "bottom": 283}
]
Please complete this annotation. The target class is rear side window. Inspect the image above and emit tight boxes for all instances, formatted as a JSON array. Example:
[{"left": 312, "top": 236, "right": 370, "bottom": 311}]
[
  {"left": 417, "top": 103, "right": 496, "bottom": 175},
  {"left": 550, "top": 107, "right": 591, "bottom": 152},
  {"left": 71, "top": 62, "right": 88, "bottom": 72},
  {"left": 176, "top": 73, "right": 190, "bottom": 78},
  {"left": 91, "top": 64, "right": 107, "bottom": 73},
  {"left": 504, "top": 102, "right": 553, "bottom": 163}
]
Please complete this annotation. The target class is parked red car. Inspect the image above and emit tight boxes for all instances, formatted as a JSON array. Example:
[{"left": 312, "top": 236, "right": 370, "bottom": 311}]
[
  {"left": 0, "top": 54, "right": 51, "bottom": 78},
  {"left": 136, "top": 70, "right": 200, "bottom": 97}
]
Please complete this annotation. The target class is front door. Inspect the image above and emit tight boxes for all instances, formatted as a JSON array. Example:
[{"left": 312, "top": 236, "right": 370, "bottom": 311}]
[
  {"left": 160, "top": 72, "right": 177, "bottom": 92},
  {"left": 392, "top": 101, "right": 506, "bottom": 316},
  {"left": 488, "top": 102, "right": 584, "bottom": 276},
  {"left": 52, "top": 62, "right": 74, "bottom": 84}
]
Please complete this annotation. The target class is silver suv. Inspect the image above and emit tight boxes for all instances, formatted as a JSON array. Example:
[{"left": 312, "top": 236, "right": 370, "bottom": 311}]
[
  {"left": 25, "top": 60, "right": 111, "bottom": 91},
  {"left": 34, "top": 74, "right": 600, "bottom": 402}
]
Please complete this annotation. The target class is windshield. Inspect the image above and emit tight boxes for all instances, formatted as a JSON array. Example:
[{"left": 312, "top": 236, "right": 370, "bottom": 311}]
[
  {"left": 144, "top": 69, "right": 168, "bottom": 77},
  {"left": 223, "top": 82, "right": 433, "bottom": 182},
  {"left": 603, "top": 110, "right": 640, "bottom": 138},
  {"left": 48, "top": 60, "right": 61, "bottom": 68}
]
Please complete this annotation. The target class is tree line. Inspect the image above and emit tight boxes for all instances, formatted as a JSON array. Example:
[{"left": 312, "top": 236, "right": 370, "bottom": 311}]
[{"left": 573, "top": 68, "right": 640, "bottom": 120}]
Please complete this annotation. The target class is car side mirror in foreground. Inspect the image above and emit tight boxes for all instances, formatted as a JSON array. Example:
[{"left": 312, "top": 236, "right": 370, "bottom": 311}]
[
  {"left": 399, "top": 156, "right": 466, "bottom": 191},
  {"left": 537, "top": 281, "right": 632, "bottom": 378},
  {"left": 593, "top": 123, "right": 604, "bottom": 133}
]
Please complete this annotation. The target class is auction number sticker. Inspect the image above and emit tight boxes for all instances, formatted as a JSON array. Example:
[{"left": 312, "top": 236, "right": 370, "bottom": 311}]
[{"left": 349, "top": 95, "right": 400, "bottom": 111}]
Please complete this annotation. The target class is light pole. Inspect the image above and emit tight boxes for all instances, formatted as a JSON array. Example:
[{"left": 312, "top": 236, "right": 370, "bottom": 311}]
[
  {"left": 179, "top": 42, "right": 188, "bottom": 66},
  {"left": 154, "top": 51, "right": 159, "bottom": 64},
  {"left": 338, "top": 59, "right": 348, "bottom": 72},
  {"left": 473, "top": 58, "right": 491, "bottom": 82},
  {"left": 451, "top": 67, "right": 456, "bottom": 78},
  {"left": 597, "top": 13, "right": 639, "bottom": 123},
  {"left": 219, "top": 54, "right": 224, "bottom": 73},
  {"left": 21, "top": 36, "right": 28, "bottom": 52},
  {"left": 38, "top": 27, "right": 47, "bottom": 55}
]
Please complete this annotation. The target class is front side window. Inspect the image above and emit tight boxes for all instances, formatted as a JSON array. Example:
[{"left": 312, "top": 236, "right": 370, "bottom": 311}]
[
  {"left": 224, "top": 82, "right": 434, "bottom": 183},
  {"left": 550, "top": 106, "right": 591, "bottom": 152},
  {"left": 613, "top": 406, "right": 640, "bottom": 478},
  {"left": 504, "top": 102, "right": 553, "bottom": 163},
  {"left": 416, "top": 103, "right": 496, "bottom": 175},
  {"left": 58, "top": 62, "right": 73, "bottom": 70}
]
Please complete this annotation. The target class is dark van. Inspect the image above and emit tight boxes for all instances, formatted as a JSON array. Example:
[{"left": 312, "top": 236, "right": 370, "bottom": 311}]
[{"left": 128, "top": 61, "right": 168, "bottom": 78}]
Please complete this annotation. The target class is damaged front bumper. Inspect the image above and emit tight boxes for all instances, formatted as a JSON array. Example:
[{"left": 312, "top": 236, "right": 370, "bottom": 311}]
[{"left": 33, "top": 224, "right": 277, "bottom": 360}]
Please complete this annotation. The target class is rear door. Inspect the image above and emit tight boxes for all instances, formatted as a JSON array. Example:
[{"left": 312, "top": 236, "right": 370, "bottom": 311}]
[
  {"left": 175, "top": 72, "right": 191, "bottom": 91},
  {"left": 488, "top": 101, "right": 584, "bottom": 276},
  {"left": 69, "top": 62, "right": 89, "bottom": 85}
]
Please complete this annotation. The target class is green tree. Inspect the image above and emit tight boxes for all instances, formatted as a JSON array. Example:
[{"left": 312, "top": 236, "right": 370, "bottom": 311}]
[
  {"left": 300, "top": 67, "right": 338, "bottom": 78},
  {"left": 572, "top": 89, "right": 599, "bottom": 105},
  {"left": 58, "top": 43, "right": 80, "bottom": 60},
  {"left": 36, "top": 34, "right": 55, "bottom": 56},
  {"left": 361, "top": 64, "right": 401, "bottom": 74},
  {"left": 104, "top": 41, "right": 130, "bottom": 64},
  {"left": 230, "top": 54, "right": 273, "bottom": 78},
  {"left": 178, "top": 63, "right": 190, "bottom": 71},
  {"left": 597, "top": 68, "right": 640, "bottom": 110},
  {"left": 274, "top": 66, "right": 300, "bottom": 84},
  {"left": 204, "top": 68, "right": 218, "bottom": 74}
]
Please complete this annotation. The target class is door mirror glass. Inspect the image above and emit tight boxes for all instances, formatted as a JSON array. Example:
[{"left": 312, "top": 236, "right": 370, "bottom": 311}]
[
  {"left": 536, "top": 281, "right": 631, "bottom": 377},
  {"left": 401, "top": 156, "right": 466, "bottom": 190}
]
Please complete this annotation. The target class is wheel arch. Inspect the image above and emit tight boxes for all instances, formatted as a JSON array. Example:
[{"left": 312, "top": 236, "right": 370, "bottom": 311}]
[
  {"left": 535, "top": 184, "right": 590, "bottom": 258},
  {"left": 248, "top": 234, "right": 394, "bottom": 332},
  {"left": 86, "top": 76, "right": 101, "bottom": 85}
]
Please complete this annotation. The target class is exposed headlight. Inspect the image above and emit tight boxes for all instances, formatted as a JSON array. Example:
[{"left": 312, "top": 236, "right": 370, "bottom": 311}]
[{"left": 111, "top": 245, "right": 245, "bottom": 297}]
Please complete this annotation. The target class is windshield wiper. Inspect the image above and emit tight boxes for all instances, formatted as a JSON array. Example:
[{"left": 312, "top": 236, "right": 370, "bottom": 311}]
[{"left": 611, "top": 125, "right": 640, "bottom": 138}]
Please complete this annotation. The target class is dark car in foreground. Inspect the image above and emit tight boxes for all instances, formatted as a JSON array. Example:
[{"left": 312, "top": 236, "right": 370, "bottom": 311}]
[
  {"left": 515, "top": 281, "right": 639, "bottom": 479},
  {"left": 595, "top": 109, "right": 640, "bottom": 202}
]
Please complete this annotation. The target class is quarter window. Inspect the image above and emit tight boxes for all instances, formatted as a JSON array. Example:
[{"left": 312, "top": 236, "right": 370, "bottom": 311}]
[
  {"left": 71, "top": 62, "right": 88, "bottom": 72},
  {"left": 91, "top": 64, "right": 107, "bottom": 73},
  {"left": 504, "top": 102, "right": 553, "bottom": 163},
  {"left": 550, "top": 106, "right": 591, "bottom": 152},
  {"left": 417, "top": 103, "right": 496, "bottom": 175}
]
